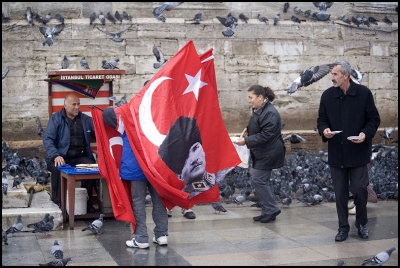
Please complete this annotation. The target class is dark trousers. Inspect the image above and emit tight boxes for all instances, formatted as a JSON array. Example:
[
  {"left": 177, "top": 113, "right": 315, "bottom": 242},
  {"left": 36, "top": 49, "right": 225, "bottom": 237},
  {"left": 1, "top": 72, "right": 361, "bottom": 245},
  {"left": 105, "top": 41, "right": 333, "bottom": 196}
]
[
  {"left": 47, "top": 156, "right": 98, "bottom": 206},
  {"left": 330, "top": 165, "right": 369, "bottom": 232}
]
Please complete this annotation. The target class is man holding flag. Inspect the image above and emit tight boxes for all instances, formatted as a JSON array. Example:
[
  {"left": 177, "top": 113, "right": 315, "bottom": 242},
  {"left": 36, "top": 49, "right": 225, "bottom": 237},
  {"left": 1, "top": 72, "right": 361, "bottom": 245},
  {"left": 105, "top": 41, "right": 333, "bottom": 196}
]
[{"left": 92, "top": 40, "right": 240, "bottom": 248}]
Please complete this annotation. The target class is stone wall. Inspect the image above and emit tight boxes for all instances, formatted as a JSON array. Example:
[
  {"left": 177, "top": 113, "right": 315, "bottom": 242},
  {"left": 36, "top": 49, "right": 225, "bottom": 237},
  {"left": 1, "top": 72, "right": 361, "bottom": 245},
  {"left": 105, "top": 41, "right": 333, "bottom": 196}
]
[{"left": 2, "top": 2, "right": 398, "bottom": 152}]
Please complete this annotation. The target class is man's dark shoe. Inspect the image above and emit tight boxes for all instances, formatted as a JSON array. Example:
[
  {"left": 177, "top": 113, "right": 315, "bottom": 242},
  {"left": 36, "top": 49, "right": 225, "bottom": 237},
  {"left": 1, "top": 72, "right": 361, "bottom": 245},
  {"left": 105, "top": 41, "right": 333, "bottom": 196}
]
[
  {"left": 355, "top": 222, "right": 368, "bottom": 239},
  {"left": 259, "top": 210, "right": 281, "bottom": 223},
  {"left": 335, "top": 231, "right": 348, "bottom": 242},
  {"left": 253, "top": 215, "right": 263, "bottom": 221}
]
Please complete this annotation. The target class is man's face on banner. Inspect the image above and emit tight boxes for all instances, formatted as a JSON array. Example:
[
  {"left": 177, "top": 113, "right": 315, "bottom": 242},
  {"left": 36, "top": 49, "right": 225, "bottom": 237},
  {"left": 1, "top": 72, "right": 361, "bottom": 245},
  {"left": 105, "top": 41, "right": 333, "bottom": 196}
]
[{"left": 181, "top": 142, "right": 206, "bottom": 185}]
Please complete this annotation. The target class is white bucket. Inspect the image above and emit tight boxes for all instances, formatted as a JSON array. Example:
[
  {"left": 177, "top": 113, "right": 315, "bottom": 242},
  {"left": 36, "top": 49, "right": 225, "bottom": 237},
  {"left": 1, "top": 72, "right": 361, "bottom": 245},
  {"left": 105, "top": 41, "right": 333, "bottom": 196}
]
[{"left": 66, "top": 188, "right": 88, "bottom": 215}]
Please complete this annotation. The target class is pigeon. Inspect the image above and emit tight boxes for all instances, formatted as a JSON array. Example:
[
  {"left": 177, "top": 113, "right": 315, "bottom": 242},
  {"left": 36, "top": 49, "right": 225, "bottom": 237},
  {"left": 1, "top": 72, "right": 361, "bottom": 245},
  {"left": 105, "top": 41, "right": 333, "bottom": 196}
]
[
  {"left": 222, "top": 23, "right": 237, "bottom": 37},
  {"left": 312, "top": 2, "right": 333, "bottom": 21},
  {"left": 283, "top": 3, "right": 289, "bottom": 13},
  {"left": 82, "top": 214, "right": 104, "bottom": 234},
  {"left": 341, "top": 15, "right": 351, "bottom": 24},
  {"left": 153, "top": 46, "right": 167, "bottom": 69},
  {"left": 362, "top": 16, "right": 370, "bottom": 27},
  {"left": 102, "top": 59, "right": 119, "bottom": 69},
  {"left": 361, "top": 247, "right": 396, "bottom": 266},
  {"left": 98, "top": 12, "right": 105, "bottom": 25},
  {"left": 2, "top": 230, "right": 8, "bottom": 245},
  {"left": 114, "top": 11, "right": 123, "bottom": 23},
  {"left": 80, "top": 56, "right": 90, "bottom": 69},
  {"left": 352, "top": 16, "right": 362, "bottom": 27},
  {"left": 106, "top": 12, "right": 116, "bottom": 24},
  {"left": 283, "top": 133, "right": 307, "bottom": 143},
  {"left": 43, "top": 13, "right": 51, "bottom": 24},
  {"left": 51, "top": 240, "right": 64, "bottom": 259},
  {"left": 2, "top": 67, "right": 9, "bottom": 80},
  {"left": 291, "top": 15, "right": 301, "bottom": 23},
  {"left": 96, "top": 24, "right": 133, "bottom": 42},
  {"left": 89, "top": 12, "right": 96, "bottom": 25},
  {"left": 39, "top": 257, "right": 72, "bottom": 266},
  {"left": 380, "top": 127, "right": 395, "bottom": 140},
  {"left": 123, "top": 11, "right": 132, "bottom": 21},
  {"left": 217, "top": 13, "right": 237, "bottom": 27},
  {"left": 6, "top": 215, "right": 23, "bottom": 235},
  {"left": 26, "top": 7, "right": 34, "bottom": 25},
  {"left": 36, "top": 116, "right": 44, "bottom": 137},
  {"left": 337, "top": 260, "right": 345, "bottom": 266},
  {"left": 257, "top": 13, "right": 268, "bottom": 24},
  {"left": 281, "top": 196, "right": 292, "bottom": 206},
  {"left": 55, "top": 14, "right": 64, "bottom": 24},
  {"left": 274, "top": 14, "right": 280, "bottom": 25},
  {"left": 294, "top": 6, "right": 303, "bottom": 15},
  {"left": 2, "top": 171, "right": 8, "bottom": 195},
  {"left": 12, "top": 175, "right": 24, "bottom": 189},
  {"left": 303, "top": 10, "right": 311, "bottom": 17},
  {"left": 350, "top": 68, "right": 364, "bottom": 84},
  {"left": 61, "top": 55, "right": 70, "bottom": 69},
  {"left": 368, "top": 16, "right": 378, "bottom": 25},
  {"left": 313, "top": 2, "right": 333, "bottom": 12},
  {"left": 211, "top": 202, "right": 227, "bottom": 214},
  {"left": 39, "top": 23, "right": 64, "bottom": 46},
  {"left": 383, "top": 16, "right": 392, "bottom": 25},
  {"left": 27, "top": 215, "right": 54, "bottom": 237},
  {"left": 115, "top": 95, "right": 128, "bottom": 107},
  {"left": 239, "top": 13, "right": 249, "bottom": 23},
  {"left": 288, "top": 64, "right": 333, "bottom": 94},
  {"left": 233, "top": 194, "right": 246, "bottom": 205},
  {"left": 189, "top": 12, "right": 202, "bottom": 24},
  {"left": 153, "top": 2, "right": 183, "bottom": 22},
  {"left": 33, "top": 12, "right": 44, "bottom": 24},
  {"left": 2, "top": 12, "right": 10, "bottom": 23}
]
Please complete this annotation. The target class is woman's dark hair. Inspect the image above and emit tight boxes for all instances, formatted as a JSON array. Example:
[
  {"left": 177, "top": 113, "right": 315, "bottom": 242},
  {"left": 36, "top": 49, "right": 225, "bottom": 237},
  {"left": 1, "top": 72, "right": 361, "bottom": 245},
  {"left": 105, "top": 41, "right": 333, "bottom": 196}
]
[{"left": 248, "top": 85, "right": 275, "bottom": 102}]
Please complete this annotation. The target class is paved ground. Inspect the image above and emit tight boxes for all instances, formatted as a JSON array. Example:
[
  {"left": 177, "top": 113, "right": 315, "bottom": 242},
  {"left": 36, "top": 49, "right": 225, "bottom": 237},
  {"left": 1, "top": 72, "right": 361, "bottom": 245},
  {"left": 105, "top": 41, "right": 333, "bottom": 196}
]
[{"left": 2, "top": 199, "right": 398, "bottom": 266}]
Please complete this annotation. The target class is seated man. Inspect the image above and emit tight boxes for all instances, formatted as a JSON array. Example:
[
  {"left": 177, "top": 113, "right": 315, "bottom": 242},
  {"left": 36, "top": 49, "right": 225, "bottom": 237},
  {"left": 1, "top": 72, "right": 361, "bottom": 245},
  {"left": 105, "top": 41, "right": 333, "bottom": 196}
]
[{"left": 43, "top": 93, "right": 98, "bottom": 213}]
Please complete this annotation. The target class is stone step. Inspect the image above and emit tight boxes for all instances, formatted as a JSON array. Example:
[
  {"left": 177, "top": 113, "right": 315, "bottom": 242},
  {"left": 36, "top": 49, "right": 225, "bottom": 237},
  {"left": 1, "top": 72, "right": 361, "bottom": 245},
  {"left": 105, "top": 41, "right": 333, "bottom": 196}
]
[{"left": 2, "top": 177, "right": 29, "bottom": 208}]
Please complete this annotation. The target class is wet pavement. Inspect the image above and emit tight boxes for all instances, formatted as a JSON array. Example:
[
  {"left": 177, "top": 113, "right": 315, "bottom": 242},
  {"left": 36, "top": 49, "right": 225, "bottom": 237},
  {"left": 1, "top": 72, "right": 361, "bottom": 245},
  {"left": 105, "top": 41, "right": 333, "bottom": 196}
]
[{"left": 2, "top": 200, "right": 398, "bottom": 266}]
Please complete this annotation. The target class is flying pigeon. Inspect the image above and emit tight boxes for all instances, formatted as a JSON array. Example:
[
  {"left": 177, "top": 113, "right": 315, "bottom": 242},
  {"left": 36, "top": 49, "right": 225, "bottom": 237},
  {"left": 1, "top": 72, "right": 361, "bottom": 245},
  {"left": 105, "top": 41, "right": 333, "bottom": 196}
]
[
  {"left": 89, "top": 12, "right": 96, "bottom": 25},
  {"left": 98, "top": 12, "right": 105, "bottom": 25},
  {"left": 80, "top": 56, "right": 90, "bottom": 69},
  {"left": 368, "top": 16, "right": 378, "bottom": 25},
  {"left": 313, "top": 2, "right": 333, "bottom": 12},
  {"left": 61, "top": 55, "right": 70, "bottom": 69},
  {"left": 51, "top": 240, "right": 64, "bottom": 259},
  {"left": 313, "top": 2, "right": 333, "bottom": 21},
  {"left": 274, "top": 14, "right": 280, "bottom": 25},
  {"left": 239, "top": 13, "right": 249, "bottom": 23},
  {"left": 82, "top": 214, "right": 104, "bottom": 234},
  {"left": 257, "top": 13, "right": 268, "bottom": 24},
  {"left": 55, "top": 14, "right": 64, "bottom": 24},
  {"left": 153, "top": 45, "right": 167, "bottom": 69},
  {"left": 153, "top": 2, "right": 183, "bottom": 22},
  {"left": 102, "top": 59, "right": 119, "bottom": 69},
  {"left": 341, "top": 15, "right": 351, "bottom": 24},
  {"left": 106, "top": 12, "right": 116, "bottom": 24},
  {"left": 2, "top": 67, "right": 9, "bottom": 80},
  {"left": 6, "top": 215, "right": 23, "bottom": 235},
  {"left": 2, "top": 171, "right": 8, "bottom": 195},
  {"left": 96, "top": 24, "right": 133, "bottom": 42},
  {"left": 283, "top": 133, "right": 307, "bottom": 143},
  {"left": 383, "top": 16, "right": 392, "bottom": 25},
  {"left": 26, "top": 7, "right": 34, "bottom": 25},
  {"left": 283, "top": 3, "right": 289, "bottom": 13},
  {"left": 123, "top": 11, "right": 132, "bottom": 21},
  {"left": 211, "top": 202, "right": 227, "bottom": 214},
  {"left": 222, "top": 23, "right": 237, "bottom": 37},
  {"left": 43, "top": 13, "right": 51, "bottom": 24},
  {"left": 28, "top": 215, "right": 54, "bottom": 237},
  {"left": 380, "top": 127, "right": 395, "bottom": 140},
  {"left": 39, "top": 23, "right": 64, "bottom": 46},
  {"left": 361, "top": 247, "right": 396, "bottom": 266},
  {"left": 288, "top": 64, "right": 333, "bottom": 94},
  {"left": 39, "top": 257, "right": 72, "bottom": 266},
  {"left": 350, "top": 68, "right": 364, "bottom": 84},
  {"left": 291, "top": 15, "right": 301, "bottom": 23},
  {"left": 217, "top": 13, "right": 237, "bottom": 27},
  {"left": 114, "top": 11, "right": 123, "bottom": 23}
]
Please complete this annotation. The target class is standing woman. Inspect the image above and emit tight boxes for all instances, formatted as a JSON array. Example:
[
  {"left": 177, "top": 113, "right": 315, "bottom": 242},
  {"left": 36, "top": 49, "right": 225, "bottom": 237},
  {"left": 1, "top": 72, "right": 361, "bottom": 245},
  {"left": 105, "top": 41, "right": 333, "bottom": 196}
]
[{"left": 234, "top": 85, "right": 285, "bottom": 223}]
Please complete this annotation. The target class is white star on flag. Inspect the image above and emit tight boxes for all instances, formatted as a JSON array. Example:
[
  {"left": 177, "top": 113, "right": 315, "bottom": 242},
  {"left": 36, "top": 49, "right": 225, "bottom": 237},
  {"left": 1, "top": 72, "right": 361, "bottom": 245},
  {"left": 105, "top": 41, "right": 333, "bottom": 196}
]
[{"left": 182, "top": 68, "right": 207, "bottom": 101}]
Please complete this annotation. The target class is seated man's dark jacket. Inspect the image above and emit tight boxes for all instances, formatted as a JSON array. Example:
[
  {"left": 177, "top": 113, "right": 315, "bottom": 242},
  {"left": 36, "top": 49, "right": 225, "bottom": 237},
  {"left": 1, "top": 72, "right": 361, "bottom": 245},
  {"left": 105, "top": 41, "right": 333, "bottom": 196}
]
[{"left": 43, "top": 108, "right": 96, "bottom": 165}]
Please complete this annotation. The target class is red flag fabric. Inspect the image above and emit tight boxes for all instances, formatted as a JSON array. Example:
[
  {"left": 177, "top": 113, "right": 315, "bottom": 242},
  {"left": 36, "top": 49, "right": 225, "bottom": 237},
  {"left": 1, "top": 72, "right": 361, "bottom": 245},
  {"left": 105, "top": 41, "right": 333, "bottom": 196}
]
[
  {"left": 91, "top": 108, "right": 136, "bottom": 230},
  {"left": 119, "top": 40, "right": 241, "bottom": 209}
]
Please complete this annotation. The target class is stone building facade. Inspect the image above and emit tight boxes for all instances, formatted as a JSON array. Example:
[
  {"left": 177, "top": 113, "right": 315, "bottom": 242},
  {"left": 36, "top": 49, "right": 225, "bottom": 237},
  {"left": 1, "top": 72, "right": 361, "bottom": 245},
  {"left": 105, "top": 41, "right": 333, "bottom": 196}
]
[{"left": 2, "top": 2, "right": 398, "bottom": 154}]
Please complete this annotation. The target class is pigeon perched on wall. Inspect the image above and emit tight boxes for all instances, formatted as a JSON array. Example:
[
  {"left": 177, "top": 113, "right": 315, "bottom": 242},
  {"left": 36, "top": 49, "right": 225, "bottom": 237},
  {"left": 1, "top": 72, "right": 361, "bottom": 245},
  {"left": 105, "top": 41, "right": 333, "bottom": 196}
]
[
  {"left": 274, "top": 14, "right": 280, "bottom": 25},
  {"left": 80, "top": 56, "right": 90, "bottom": 69},
  {"left": 6, "top": 215, "right": 23, "bottom": 235},
  {"left": 33, "top": 12, "right": 44, "bottom": 24},
  {"left": 217, "top": 12, "right": 237, "bottom": 27},
  {"left": 352, "top": 16, "right": 362, "bottom": 27},
  {"left": 383, "top": 16, "right": 392, "bottom": 25},
  {"left": 39, "top": 257, "right": 72, "bottom": 266},
  {"left": 55, "top": 14, "right": 64, "bottom": 24},
  {"left": 82, "top": 214, "right": 104, "bottom": 234},
  {"left": 123, "top": 11, "right": 132, "bottom": 21},
  {"left": 89, "top": 12, "right": 96, "bottom": 25},
  {"left": 43, "top": 13, "right": 51, "bottom": 24},
  {"left": 368, "top": 16, "right": 378, "bottom": 25},
  {"left": 304, "top": 10, "right": 311, "bottom": 17},
  {"left": 361, "top": 16, "right": 370, "bottom": 27},
  {"left": 39, "top": 24, "right": 64, "bottom": 46},
  {"left": 2, "top": 67, "right": 9, "bottom": 80},
  {"left": 283, "top": 133, "right": 307, "bottom": 143},
  {"left": 2, "top": 171, "right": 8, "bottom": 195},
  {"left": 96, "top": 24, "right": 133, "bottom": 42},
  {"left": 28, "top": 215, "right": 54, "bottom": 237},
  {"left": 2, "top": 12, "right": 10, "bottom": 23},
  {"left": 189, "top": 12, "right": 202, "bottom": 24},
  {"left": 294, "top": 6, "right": 303, "bottom": 15},
  {"left": 153, "top": 2, "right": 183, "bottom": 22},
  {"left": 26, "top": 7, "right": 34, "bottom": 25},
  {"left": 239, "top": 13, "right": 249, "bottom": 23},
  {"left": 361, "top": 247, "right": 396, "bottom": 266},
  {"left": 102, "top": 59, "right": 119, "bottom": 69},
  {"left": 115, "top": 11, "right": 123, "bottom": 23},
  {"left": 380, "top": 127, "right": 395, "bottom": 140},
  {"left": 211, "top": 202, "right": 227, "bottom": 214},
  {"left": 152, "top": 46, "right": 167, "bottom": 69},
  {"left": 98, "top": 12, "right": 105, "bottom": 25},
  {"left": 341, "top": 15, "right": 351, "bottom": 24},
  {"left": 257, "top": 13, "right": 268, "bottom": 24},
  {"left": 288, "top": 64, "right": 333, "bottom": 94},
  {"left": 61, "top": 56, "right": 70, "bottom": 69},
  {"left": 291, "top": 15, "right": 301, "bottom": 23},
  {"left": 51, "top": 240, "right": 64, "bottom": 259},
  {"left": 106, "top": 12, "right": 116, "bottom": 24},
  {"left": 283, "top": 3, "right": 289, "bottom": 13}
]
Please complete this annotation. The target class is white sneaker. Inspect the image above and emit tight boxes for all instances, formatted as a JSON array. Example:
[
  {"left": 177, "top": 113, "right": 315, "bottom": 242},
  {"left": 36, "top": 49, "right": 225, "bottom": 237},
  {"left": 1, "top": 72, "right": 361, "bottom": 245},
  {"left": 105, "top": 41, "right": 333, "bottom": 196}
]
[
  {"left": 153, "top": 235, "right": 168, "bottom": 246},
  {"left": 348, "top": 201, "right": 355, "bottom": 209},
  {"left": 126, "top": 238, "right": 149, "bottom": 249},
  {"left": 349, "top": 206, "right": 356, "bottom": 215}
]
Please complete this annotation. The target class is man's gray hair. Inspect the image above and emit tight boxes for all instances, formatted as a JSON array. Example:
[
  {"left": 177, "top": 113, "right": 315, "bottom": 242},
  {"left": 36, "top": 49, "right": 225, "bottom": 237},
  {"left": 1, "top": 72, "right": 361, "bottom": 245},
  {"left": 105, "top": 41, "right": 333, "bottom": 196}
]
[{"left": 333, "top": 60, "right": 352, "bottom": 75}]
